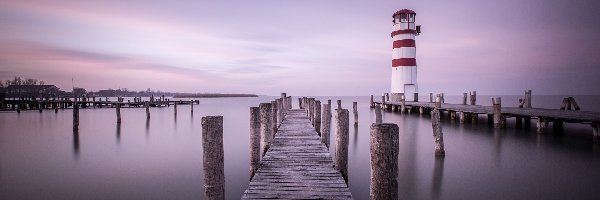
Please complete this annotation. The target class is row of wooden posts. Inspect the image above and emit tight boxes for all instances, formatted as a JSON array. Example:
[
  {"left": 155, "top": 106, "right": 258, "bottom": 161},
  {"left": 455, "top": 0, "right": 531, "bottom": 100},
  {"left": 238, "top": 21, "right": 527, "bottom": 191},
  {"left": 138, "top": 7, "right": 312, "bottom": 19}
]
[
  {"left": 2, "top": 96, "right": 181, "bottom": 113},
  {"left": 72, "top": 98, "right": 196, "bottom": 133}
]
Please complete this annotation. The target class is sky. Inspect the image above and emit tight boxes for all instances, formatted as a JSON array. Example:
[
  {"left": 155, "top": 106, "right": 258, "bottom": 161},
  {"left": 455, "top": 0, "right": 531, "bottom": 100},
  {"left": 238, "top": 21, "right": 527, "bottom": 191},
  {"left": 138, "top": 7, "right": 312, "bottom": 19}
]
[{"left": 0, "top": 0, "right": 599, "bottom": 96}]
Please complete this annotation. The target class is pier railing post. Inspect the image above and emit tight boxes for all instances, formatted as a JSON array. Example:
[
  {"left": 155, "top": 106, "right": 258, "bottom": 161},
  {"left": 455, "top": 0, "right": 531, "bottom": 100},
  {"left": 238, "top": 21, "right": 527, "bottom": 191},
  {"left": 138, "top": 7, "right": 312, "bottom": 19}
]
[
  {"left": 432, "top": 97, "right": 446, "bottom": 156},
  {"left": 315, "top": 100, "right": 321, "bottom": 135},
  {"left": 259, "top": 103, "right": 272, "bottom": 157},
  {"left": 276, "top": 98, "right": 283, "bottom": 127},
  {"left": 469, "top": 91, "right": 477, "bottom": 105},
  {"left": 370, "top": 123, "right": 399, "bottom": 200},
  {"left": 321, "top": 103, "right": 331, "bottom": 148},
  {"left": 201, "top": 116, "right": 225, "bottom": 200},
  {"left": 493, "top": 97, "right": 505, "bottom": 128},
  {"left": 249, "top": 107, "right": 260, "bottom": 179},
  {"left": 335, "top": 109, "right": 349, "bottom": 183},
  {"left": 353, "top": 102, "right": 358, "bottom": 126}
]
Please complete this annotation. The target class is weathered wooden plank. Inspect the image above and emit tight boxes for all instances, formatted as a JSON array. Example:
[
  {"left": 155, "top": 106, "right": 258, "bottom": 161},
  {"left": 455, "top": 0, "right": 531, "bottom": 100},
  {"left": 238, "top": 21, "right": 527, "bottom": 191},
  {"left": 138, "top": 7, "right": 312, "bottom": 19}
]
[{"left": 242, "top": 109, "right": 353, "bottom": 199}]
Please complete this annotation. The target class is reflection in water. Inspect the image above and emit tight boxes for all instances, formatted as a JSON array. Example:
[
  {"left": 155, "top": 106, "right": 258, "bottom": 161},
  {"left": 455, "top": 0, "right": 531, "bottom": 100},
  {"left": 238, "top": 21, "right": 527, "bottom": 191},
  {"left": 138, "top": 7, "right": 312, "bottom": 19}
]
[
  {"left": 431, "top": 156, "right": 445, "bottom": 200},
  {"left": 146, "top": 118, "right": 150, "bottom": 135},
  {"left": 116, "top": 123, "right": 121, "bottom": 144},
  {"left": 398, "top": 116, "right": 416, "bottom": 200},
  {"left": 73, "top": 132, "right": 80, "bottom": 158},
  {"left": 494, "top": 129, "right": 503, "bottom": 167}
]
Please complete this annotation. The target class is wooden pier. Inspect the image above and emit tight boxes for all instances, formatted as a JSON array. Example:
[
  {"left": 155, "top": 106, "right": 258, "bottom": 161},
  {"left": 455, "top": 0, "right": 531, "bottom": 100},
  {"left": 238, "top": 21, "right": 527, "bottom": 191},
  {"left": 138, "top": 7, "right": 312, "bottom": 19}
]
[
  {"left": 372, "top": 99, "right": 600, "bottom": 142},
  {"left": 0, "top": 97, "right": 198, "bottom": 111},
  {"left": 242, "top": 109, "right": 353, "bottom": 199}
]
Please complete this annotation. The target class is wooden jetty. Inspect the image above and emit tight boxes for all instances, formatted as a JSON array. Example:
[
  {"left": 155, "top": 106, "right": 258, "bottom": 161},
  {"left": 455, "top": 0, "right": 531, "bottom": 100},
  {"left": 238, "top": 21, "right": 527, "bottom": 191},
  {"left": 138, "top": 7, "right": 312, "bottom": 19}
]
[
  {"left": 372, "top": 98, "right": 600, "bottom": 142},
  {"left": 0, "top": 97, "right": 198, "bottom": 111},
  {"left": 242, "top": 109, "right": 353, "bottom": 199}
]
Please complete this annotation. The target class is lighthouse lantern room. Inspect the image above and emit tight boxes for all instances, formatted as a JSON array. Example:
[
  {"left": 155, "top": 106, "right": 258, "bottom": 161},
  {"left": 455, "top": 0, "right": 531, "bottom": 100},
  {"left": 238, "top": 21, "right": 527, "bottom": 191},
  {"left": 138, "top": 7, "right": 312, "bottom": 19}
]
[{"left": 390, "top": 9, "right": 420, "bottom": 102}]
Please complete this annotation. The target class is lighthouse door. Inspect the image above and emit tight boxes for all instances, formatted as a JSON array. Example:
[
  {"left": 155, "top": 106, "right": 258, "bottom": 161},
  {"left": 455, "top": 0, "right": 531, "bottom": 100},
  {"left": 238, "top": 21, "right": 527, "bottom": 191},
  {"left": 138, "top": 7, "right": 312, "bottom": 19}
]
[{"left": 404, "top": 84, "right": 417, "bottom": 101}]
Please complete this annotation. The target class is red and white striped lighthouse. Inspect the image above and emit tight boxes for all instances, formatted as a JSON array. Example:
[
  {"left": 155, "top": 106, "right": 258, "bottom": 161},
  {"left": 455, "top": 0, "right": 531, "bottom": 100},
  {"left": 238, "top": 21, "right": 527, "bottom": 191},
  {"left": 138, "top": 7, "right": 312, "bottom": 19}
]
[{"left": 390, "top": 9, "right": 420, "bottom": 102}]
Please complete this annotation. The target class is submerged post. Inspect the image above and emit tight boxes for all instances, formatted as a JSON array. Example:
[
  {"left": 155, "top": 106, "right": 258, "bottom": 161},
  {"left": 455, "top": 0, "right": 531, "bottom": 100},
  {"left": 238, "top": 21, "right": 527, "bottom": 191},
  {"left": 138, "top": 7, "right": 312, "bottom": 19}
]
[
  {"left": 116, "top": 102, "right": 121, "bottom": 124},
  {"left": 432, "top": 97, "right": 445, "bottom": 156},
  {"left": 353, "top": 102, "right": 358, "bottom": 126},
  {"left": 321, "top": 103, "right": 331, "bottom": 148},
  {"left": 73, "top": 103, "right": 79, "bottom": 133},
  {"left": 145, "top": 102, "right": 150, "bottom": 119},
  {"left": 201, "top": 116, "right": 225, "bottom": 200},
  {"left": 249, "top": 107, "right": 260, "bottom": 179},
  {"left": 370, "top": 123, "right": 399, "bottom": 200},
  {"left": 314, "top": 100, "right": 321, "bottom": 135},
  {"left": 335, "top": 109, "right": 349, "bottom": 183},
  {"left": 259, "top": 103, "right": 272, "bottom": 156}
]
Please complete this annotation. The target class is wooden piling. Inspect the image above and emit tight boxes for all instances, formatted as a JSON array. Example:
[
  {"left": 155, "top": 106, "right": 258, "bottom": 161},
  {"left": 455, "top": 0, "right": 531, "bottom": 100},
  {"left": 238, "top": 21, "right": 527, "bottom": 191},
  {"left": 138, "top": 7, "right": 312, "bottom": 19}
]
[
  {"left": 174, "top": 102, "right": 178, "bottom": 116},
  {"left": 470, "top": 91, "right": 477, "bottom": 105},
  {"left": 335, "top": 109, "right": 349, "bottom": 183},
  {"left": 116, "top": 102, "right": 121, "bottom": 124},
  {"left": 271, "top": 101, "right": 278, "bottom": 134},
  {"left": 73, "top": 103, "right": 79, "bottom": 133},
  {"left": 352, "top": 102, "right": 358, "bottom": 126},
  {"left": 191, "top": 100, "right": 194, "bottom": 114},
  {"left": 375, "top": 104, "right": 383, "bottom": 124},
  {"left": 462, "top": 93, "right": 467, "bottom": 105},
  {"left": 314, "top": 100, "right": 321, "bottom": 135},
  {"left": 429, "top": 93, "right": 433, "bottom": 103},
  {"left": 249, "top": 107, "right": 260, "bottom": 179},
  {"left": 370, "top": 95, "right": 374, "bottom": 108},
  {"left": 260, "top": 103, "right": 272, "bottom": 157},
  {"left": 369, "top": 123, "right": 399, "bottom": 200},
  {"left": 276, "top": 98, "right": 283, "bottom": 127},
  {"left": 537, "top": 118, "right": 549, "bottom": 134},
  {"left": 145, "top": 102, "right": 150, "bottom": 119},
  {"left": 337, "top": 100, "right": 342, "bottom": 110},
  {"left": 525, "top": 90, "right": 532, "bottom": 108},
  {"left": 321, "top": 103, "right": 331, "bottom": 148},
  {"left": 493, "top": 97, "right": 504, "bottom": 128},
  {"left": 201, "top": 116, "right": 225, "bottom": 200},
  {"left": 431, "top": 101, "right": 445, "bottom": 156}
]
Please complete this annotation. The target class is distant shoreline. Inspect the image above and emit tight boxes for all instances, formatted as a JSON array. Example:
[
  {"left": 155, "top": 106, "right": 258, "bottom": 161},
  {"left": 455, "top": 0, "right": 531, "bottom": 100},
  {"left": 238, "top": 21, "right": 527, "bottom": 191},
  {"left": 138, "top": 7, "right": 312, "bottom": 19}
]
[{"left": 172, "top": 93, "right": 258, "bottom": 98}]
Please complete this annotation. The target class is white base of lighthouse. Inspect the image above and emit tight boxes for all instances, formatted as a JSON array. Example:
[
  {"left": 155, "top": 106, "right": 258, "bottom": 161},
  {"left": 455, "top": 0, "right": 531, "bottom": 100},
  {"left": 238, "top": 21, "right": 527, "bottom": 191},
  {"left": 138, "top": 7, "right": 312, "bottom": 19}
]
[{"left": 391, "top": 66, "right": 418, "bottom": 102}]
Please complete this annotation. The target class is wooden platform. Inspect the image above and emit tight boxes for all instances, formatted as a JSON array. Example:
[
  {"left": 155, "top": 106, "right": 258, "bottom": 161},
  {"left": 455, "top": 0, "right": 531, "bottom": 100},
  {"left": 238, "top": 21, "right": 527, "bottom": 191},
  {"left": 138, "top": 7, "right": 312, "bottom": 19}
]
[
  {"left": 373, "top": 101, "right": 600, "bottom": 123},
  {"left": 242, "top": 109, "right": 353, "bottom": 199}
]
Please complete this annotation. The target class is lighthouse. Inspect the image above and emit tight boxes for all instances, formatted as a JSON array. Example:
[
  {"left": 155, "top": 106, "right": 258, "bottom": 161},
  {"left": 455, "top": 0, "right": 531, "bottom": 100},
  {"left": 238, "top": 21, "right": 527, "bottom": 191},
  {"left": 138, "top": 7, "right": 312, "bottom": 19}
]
[{"left": 390, "top": 9, "right": 420, "bottom": 102}]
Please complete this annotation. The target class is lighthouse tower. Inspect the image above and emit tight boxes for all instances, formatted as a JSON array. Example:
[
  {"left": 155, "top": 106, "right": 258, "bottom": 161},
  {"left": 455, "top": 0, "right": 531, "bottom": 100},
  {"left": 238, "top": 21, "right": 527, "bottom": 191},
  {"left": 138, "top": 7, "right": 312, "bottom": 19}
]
[{"left": 390, "top": 9, "right": 420, "bottom": 102}]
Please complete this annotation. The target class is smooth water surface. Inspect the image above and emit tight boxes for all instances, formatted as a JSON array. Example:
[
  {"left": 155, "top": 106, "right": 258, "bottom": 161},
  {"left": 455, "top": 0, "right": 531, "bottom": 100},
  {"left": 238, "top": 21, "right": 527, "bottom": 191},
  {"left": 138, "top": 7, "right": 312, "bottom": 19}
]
[{"left": 1, "top": 95, "right": 599, "bottom": 199}]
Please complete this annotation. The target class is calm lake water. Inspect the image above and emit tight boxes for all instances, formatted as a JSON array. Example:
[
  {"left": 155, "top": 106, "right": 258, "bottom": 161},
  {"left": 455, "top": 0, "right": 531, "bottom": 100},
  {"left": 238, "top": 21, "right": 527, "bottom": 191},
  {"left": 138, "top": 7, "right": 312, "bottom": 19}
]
[{"left": 1, "top": 95, "right": 599, "bottom": 200}]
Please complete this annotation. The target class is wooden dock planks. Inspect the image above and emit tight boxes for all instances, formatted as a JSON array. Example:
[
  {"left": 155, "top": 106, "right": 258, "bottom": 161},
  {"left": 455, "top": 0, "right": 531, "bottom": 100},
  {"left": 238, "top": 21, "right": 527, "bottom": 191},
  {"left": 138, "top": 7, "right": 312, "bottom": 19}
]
[{"left": 242, "top": 109, "right": 353, "bottom": 199}]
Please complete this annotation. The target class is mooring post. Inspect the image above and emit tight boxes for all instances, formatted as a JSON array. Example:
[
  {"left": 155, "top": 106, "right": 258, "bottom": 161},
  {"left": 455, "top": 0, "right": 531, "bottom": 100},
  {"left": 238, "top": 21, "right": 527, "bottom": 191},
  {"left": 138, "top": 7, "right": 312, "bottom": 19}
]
[
  {"left": 525, "top": 90, "right": 532, "bottom": 108},
  {"left": 414, "top": 92, "right": 419, "bottom": 102},
  {"left": 298, "top": 97, "right": 302, "bottom": 109},
  {"left": 493, "top": 97, "right": 504, "bottom": 128},
  {"left": 276, "top": 98, "right": 283, "bottom": 127},
  {"left": 370, "top": 123, "right": 399, "bottom": 200},
  {"left": 201, "top": 116, "right": 225, "bottom": 200},
  {"left": 116, "top": 102, "right": 121, "bottom": 124},
  {"left": 335, "top": 109, "right": 349, "bottom": 183},
  {"left": 353, "top": 102, "right": 358, "bottom": 126},
  {"left": 432, "top": 97, "right": 446, "bottom": 156},
  {"left": 271, "top": 100, "right": 278, "bottom": 134},
  {"left": 470, "top": 91, "right": 477, "bottom": 105},
  {"left": 400, "top": 95, "right": 406, "bottom": 114},
  {"left": 429, "top": 93, "right": 433, "bottom": 103},
  {"left": 385, "top": 93, "right": 390, "bottom": 101},
  {"left": 337, "top": 100, "right": 342, "bottom": 110},
  {"left": 308, "top": 98, "right": 315, "bottom": 123},
  {"left": 249, "top": 107, "right": 260, "bottom": 179},
  {"left": 381, "top": 96, "right": 385, "bottom": 110},
  {"left": 370, "top": 95, "right": 374, "bottom": 108},
  {"left": 462, "top": 93, "right": 467, "bottom": 105},
  {"left": 315, "top": 100, "right": 322, "bottom": 135},
  {"left": 375, "top": 104, "right": 383, "bottom": 124},
  {"left": 191, "top": 100, "right": 194, "bottom": 114},
  {"left": 259, "top": 103, "right": 272, "bottom": 157},
  {"left": 321, "top": 103, "right": 331, "bottom": 148},
  {"left": 73, "top": 103, "right": 79, "bottom": 133}
]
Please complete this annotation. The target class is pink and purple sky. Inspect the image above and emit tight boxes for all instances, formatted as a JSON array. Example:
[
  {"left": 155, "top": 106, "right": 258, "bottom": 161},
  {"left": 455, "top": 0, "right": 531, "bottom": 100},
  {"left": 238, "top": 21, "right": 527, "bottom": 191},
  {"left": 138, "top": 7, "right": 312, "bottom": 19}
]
[{"left": 1, "top": 0, "right": 599, "bottom": 95}]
